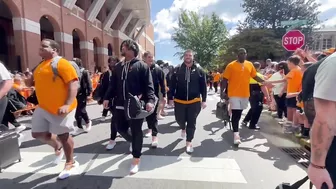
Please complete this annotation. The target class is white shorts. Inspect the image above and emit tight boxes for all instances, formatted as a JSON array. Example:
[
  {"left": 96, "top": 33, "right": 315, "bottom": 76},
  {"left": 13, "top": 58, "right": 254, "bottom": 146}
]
[
  {"left": 31, "top": 107, "right": 75, "bottom": 135},
  {"left": 229, "top": 97, "right": 249, "bottom": 110}
]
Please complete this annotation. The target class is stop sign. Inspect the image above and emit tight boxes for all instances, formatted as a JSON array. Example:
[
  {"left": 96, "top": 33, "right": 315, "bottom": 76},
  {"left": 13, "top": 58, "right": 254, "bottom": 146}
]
[{"left": 282, "top": 30, "right": 305, "bottom": 51}]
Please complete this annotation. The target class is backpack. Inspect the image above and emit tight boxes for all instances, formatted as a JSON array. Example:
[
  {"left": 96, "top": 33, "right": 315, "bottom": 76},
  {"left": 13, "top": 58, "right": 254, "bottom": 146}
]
[{"left": 50, "top": 56, "right": 81, "bottom": 90}]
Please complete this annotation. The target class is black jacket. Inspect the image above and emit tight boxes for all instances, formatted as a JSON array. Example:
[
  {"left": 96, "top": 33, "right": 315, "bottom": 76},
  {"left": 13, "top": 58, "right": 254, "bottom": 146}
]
[
  {"left": 104, "top": 58, "right": 156, "bottom": 107},
  {"left": 168, "top": 62, "right": 207, "bottom": 102},
  {"left": 99, "top": 70, "right": 112, "bottom": 98},
  {"left": 150, "top": 64, "right": 166, "bottom": 97}
]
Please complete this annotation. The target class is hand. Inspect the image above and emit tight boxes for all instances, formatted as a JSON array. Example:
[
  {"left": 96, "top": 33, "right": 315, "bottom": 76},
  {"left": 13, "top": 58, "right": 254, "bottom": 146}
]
[
  {"left": 103, "top": 100, "right": 109, "bottom": 109},
  {"left": 308, "top": 164, "right": 334, "bottom": 189},
  {"left": 201, "top": 102, "right": 207, "bottom": 109},
  {"left": 58, "top": 105, "right": 70, "bottom": 115},
  {"left": 146, "top": 102, "right": 154, "bottom": 112}
]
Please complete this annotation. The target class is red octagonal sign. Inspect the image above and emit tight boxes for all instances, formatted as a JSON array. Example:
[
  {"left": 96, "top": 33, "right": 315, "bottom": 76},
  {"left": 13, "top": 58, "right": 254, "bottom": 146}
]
[{"left": 282, "top": 30, "right": 305, "bottom": 51}]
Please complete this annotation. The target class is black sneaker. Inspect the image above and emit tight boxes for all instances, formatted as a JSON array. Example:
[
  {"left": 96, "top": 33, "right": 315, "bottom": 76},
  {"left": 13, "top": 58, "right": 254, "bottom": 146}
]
[{"left": 249, "top": 125, "right": 260, "bottom": 130}]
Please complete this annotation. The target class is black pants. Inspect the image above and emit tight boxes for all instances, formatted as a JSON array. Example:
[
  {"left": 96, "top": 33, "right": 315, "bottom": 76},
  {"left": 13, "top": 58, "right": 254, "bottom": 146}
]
[
  {"left": 145, "top": 102, "right": 159, "bottom": 136},
  {"left": 243, "top": 90, "right": 264, "bottom": 128},
  {"left": 102, "top": 100, "right": 112, "bottom": 117},
  {"left": 274, "top": 94, "right": 287, "bottom": 119},
  {"left": 327, "top": 137, "right": 336, "bottom": 185},
  {"left": 0, "top": 97, "right": 8, "bottom": 124},
  {"left": 174, "top": 102, "right": 201, "bottom": 142},
  {"left": 213, "top": 82, "right": 218, "bottom": 93},
  {"left": 2, "top": 98, "right": 21, "bottom": 128},
  {"left": 113, "top": 109, "right": 144, "bottom": 158},
  {"left": 209, "top": 82, "right": 213, "bottom": 90},
  {"left": 231, "top": 110, "right": 243, "bottom": 132},
  {"left": 110, "top": 115, "right": 118, "bottom": 140},
  {"left": 75, "top": 95, "right": 90, "bottom": 129}
]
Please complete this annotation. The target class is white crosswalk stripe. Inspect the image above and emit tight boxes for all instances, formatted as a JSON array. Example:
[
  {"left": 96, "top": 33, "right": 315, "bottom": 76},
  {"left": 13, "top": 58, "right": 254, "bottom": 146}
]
[{"left": 5, "top": 151, "right": 247, "bottom": 184}]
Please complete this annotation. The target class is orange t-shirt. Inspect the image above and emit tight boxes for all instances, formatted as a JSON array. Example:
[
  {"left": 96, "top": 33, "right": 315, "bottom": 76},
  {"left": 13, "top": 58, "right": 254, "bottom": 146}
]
[
  {"left": 213, "top": 73, "right": 221, "bottom": 82},
  {"left": 286, "top": 67, "right": 303, "bottom": 94},
  {"left": 12, "top": 83, "right": 25, "bottom": 97},
  {"left": 34, "top": 58, "right": 78, "bottom": 115},
  {"left": 222, "top": 60, "right": 257, "bottom": 98}
]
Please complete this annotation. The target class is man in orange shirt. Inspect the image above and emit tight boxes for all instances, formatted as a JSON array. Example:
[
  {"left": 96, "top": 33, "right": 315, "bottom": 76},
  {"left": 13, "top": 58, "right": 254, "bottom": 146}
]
[
  {"left": 26, "top": 39, "right": 79, "bottom": 180},
  {"left": 221, "top": 48, "right": 266, "bottom": 145},
  {"left": 266, "top": 55, "right": 303, "bottom": 133},
  {"left": 213, "top": 71, "right": 221, "bottom": 93}
]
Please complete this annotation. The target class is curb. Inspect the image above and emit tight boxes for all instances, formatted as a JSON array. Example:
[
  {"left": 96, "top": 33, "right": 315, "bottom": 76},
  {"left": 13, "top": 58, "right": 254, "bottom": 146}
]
[{"left": 266, "top": 111, "right": 311, "bottom": 151}]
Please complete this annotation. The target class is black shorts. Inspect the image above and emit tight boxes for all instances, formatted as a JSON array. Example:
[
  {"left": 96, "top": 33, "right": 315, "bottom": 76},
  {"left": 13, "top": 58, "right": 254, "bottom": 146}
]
[{"left": 286, "top": 97, "right": 297, "bottom": 108}]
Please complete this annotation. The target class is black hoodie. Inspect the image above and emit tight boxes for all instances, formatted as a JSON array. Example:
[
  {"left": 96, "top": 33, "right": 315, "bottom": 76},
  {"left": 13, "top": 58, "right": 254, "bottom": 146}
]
[
  {"left": 168, "top": 62, "right": 207, "bottom": 103},
  {"left": 104, "top": 58, "right": 156, "bottom": 107}
]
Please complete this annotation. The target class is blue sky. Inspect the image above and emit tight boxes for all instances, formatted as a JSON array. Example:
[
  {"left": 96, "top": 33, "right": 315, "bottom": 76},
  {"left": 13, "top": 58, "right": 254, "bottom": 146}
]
[{"left": 150, "top": 0, "right": 336, "bottom": 65}]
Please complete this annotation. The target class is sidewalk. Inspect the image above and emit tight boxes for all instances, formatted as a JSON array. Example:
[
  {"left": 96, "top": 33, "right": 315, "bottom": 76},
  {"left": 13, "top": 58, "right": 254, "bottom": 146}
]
[{"left": 263, "top": 110, "right": 311, "bottom": 151}]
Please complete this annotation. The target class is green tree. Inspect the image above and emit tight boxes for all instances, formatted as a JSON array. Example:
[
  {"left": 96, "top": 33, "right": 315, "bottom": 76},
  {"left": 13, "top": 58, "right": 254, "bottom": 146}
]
[
  {"left": 172, "top": 10, "right": 228, "bottom": 69},
  {"left": 240, "top": 0, "right": 320, "bottom": 45},
  {"left": 220, "top": 29, "right": 286, "bottom": 65}
]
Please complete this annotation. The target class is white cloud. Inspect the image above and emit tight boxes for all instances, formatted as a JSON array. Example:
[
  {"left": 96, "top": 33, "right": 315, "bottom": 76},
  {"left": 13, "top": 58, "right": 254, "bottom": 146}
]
[
  {"left": 153, "top": 0, "right": 336, "bottom": 42},
  {"left": 322, "top": 16, "right": 336, "bottom": 27},
  {"left": 153, "top": 0, "right": 220, "bottom": 42}
]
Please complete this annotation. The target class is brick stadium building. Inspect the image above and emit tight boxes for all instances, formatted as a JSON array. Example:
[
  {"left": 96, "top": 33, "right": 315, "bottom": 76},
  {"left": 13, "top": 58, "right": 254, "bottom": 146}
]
[{"left": 0, "top": 0, "right": 154, "bottom": 72}]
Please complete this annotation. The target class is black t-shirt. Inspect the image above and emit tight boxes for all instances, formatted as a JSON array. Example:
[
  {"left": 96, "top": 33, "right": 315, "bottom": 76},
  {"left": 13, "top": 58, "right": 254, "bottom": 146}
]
[{"left": 301, "top": 58, "right": 326, "bottom": 102}]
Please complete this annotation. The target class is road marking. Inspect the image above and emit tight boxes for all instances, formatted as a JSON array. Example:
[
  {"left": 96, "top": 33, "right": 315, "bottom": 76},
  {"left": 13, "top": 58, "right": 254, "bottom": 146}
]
[{"left": 4, "top": 152, "right": 247, "bottom": 184}]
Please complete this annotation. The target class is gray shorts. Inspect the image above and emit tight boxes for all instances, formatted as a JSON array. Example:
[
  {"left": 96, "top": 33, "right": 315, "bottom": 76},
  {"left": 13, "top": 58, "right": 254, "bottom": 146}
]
[
  {"left": 31, "top": 107, "right": 75, "bottom": 135},
  {"left": 229, "top": 97, "right": 249, "bottom": 110}
]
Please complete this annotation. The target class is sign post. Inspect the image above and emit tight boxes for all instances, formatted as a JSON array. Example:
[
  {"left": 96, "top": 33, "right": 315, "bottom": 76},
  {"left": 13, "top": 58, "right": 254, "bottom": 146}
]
[{"left": 282, "top": 30, "right": 305, "bottom": 51}]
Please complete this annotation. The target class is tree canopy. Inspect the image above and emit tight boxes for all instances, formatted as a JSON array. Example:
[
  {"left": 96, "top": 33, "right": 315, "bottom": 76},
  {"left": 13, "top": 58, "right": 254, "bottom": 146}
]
[
  {"left": 172, "top": 10, "right": 228, "bottom": 69},
  {"left": 241, "top": 0, "right": 320, "bottom": 39}
]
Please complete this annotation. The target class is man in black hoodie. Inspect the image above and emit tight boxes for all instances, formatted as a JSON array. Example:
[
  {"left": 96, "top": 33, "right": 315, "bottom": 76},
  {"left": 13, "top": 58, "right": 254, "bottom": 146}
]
[
  {"left": 168, "top": 49, "right": 207, "bottom": 153},
  {"left": 143, "top": 51, "right": 166, "bottom": 148},
  {"left": 103, "top": 40, "right": 156, "bottom": 175}
]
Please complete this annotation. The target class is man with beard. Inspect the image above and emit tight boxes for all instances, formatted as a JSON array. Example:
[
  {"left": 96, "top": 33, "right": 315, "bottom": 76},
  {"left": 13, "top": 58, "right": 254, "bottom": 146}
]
[
  {"left": 221, "top": 48, "right": 266, "bottom": 145},
  {"left": 168, "top": 49, "right": 207, "bottom": 153},
  {"left": 103, "top": 40, "right": 156, "bottom": 174},
  {"left": 143, "top": 51, "right": 166, "bottom": 148}
]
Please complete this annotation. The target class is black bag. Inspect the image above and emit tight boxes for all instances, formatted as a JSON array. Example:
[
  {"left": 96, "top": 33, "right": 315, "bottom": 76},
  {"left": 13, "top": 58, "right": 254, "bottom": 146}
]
[
  {"left": 216, "top": 100, "right": 232, "bottom": 130},
  {"left": 124, "top": 93, "right": 158, "bottom": 120},
  {"left": 216, "top": 100, "right": 230, "bottom": 121},
  {"left": 276, "top": 175, "right": 329, "bottom": 189},
  {"left": 0, "top": 127, "right": 21, "bottom": 172},
  {"left": 7, "top": 89, "right": 27, "bottom": 112},
  {"left": 27, "top": 90, "right": 38, "bottom": 105}
]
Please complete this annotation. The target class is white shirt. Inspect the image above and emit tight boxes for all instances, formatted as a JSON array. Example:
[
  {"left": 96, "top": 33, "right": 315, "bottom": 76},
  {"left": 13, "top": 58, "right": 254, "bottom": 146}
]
[
  {"left": 314, "top": 52, "right": 336, "bottom": 101},
  {"left": 0, "top": 63, "right": 11, "bottom": 82},
  {"left": 268, "top": 71, "right": 285, "bottom": 95}
]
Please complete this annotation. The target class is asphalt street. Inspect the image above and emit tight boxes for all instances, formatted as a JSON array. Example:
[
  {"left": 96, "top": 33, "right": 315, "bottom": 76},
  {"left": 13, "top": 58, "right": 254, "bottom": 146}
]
[{"left": 0, "top": 91, "right": 311, "bottom": 189}]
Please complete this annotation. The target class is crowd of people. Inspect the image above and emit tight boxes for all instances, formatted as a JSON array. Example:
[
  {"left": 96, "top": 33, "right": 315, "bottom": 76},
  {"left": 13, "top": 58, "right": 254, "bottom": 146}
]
[{"left": 0, "top": 37, "right": 335, "bottom": 188}]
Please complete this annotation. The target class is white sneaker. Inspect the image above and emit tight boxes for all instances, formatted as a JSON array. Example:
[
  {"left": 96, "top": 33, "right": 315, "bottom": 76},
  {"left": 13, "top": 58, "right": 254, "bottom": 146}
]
[
  {"left": 233, "top": 133, "right": 241, "bottom": 145},
  {"left": 106, "top": 140, "right": 116, "bottom": 150},
  {"left": 181, "top": 130, "right": 186, "bottom": 139},
  {"left": 186, "top": 145, "right": 194, "bottom": 153},
  {"left": 151, "top": 138, "right": 158, "bottom": 148},
  {"left": 71, "top": 128, "right": 84, "bottom": 136},
  {"left": 15, "top": 125, "right": 26, "bottom": 133},
  {"left": 129, "top": 143, "right": 132, "bottom": 153},
  {"left": 84, "top": 120, "right": 92, "bottom": 132},
  {"left": 157, "top": 115, "right": 165, "bottom": 120},
  {"left": 58, "top": 161, "right": 79, "bottom": 180},
  {"left": 145, "top": 132, "right": 152, "bottom": 138},
  {"left": 53, "top": 149, "right": 64, "bottom": 165},
  {"left": 130, "top": 162, "right": 140, "bottom": 174}
]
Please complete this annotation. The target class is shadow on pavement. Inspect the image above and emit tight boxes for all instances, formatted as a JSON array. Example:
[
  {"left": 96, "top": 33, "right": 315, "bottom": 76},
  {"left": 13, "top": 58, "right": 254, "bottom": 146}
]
[{"left": 0, "top": 173, "right": 115, "bottom": 189}]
